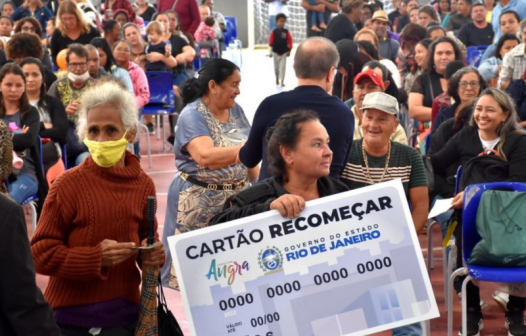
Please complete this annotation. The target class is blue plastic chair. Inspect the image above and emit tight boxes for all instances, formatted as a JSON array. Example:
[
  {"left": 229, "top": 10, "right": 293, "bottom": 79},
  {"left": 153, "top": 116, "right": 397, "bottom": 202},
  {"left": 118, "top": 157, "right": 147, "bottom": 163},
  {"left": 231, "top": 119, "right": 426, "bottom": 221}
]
[
  {"left": 140, "top": 71, "right": 177, "bottom": 166},
  {"left": 424, "top": 132, "right": 432, "bottom": 155},
  {"left": 447, "top": 182, "right": 526, "bottom": 336},
  {"left": 466, "top": 45, "right": 489, "bottom": 68},
  {"left": 224, "top": 16, "right": 237, "bottom": 44}
]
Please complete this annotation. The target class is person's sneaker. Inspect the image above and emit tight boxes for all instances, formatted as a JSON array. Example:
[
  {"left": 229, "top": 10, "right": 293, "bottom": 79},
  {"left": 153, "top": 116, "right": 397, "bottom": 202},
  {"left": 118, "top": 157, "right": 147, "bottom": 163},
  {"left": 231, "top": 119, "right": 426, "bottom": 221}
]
[
  {"left": 493, "top": 290, "right": 510, "bottom": 312},
  {"left": 146, "top": 122, "right": 155, "bottom": 135},
  {"left": 458, "top": 292, "right": 488, "bottom": 311},
  {"left": 458, "top": 309, "right": 483, "bottom": 336},
  {"left": 506, "top": 310, "right": 526, "bottom": 336}
]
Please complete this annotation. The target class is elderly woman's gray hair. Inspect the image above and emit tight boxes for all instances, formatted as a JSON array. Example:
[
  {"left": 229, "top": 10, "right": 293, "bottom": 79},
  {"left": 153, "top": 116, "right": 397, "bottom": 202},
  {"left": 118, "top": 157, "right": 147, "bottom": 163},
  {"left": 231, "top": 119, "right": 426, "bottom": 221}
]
[{"left": 76, "top": 81, "right": 139, "bottom": 141}]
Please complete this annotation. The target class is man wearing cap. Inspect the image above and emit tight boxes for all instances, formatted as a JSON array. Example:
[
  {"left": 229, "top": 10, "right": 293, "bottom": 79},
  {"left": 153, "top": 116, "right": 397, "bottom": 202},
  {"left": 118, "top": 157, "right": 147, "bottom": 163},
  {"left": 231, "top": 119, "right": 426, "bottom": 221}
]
[
  {"left": 349, "top": 67, "right": 408, "bottom": 144},
  {"left": 341, "top": 91, "right": 429, "bottom": 236},
  {"left": 371, "top": 10, "right": 400, "bottom": 62}
]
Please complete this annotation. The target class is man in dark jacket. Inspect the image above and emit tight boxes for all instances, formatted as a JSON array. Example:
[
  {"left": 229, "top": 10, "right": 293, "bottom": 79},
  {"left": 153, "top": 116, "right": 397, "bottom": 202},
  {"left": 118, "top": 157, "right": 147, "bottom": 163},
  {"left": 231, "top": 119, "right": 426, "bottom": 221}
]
[
  {"left": 0, "top": 194, "right": 61, "bottom": 335},
  {"left": 324, "top": 0, "right": 362, "bottom": 44}
]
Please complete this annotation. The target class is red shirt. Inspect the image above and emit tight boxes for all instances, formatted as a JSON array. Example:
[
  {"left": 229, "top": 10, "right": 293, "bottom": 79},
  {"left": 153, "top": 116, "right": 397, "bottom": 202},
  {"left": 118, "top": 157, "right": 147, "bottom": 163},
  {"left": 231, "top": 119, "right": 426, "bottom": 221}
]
[{"left": 157, "top": 0, "right": 201, "bottom": 34}]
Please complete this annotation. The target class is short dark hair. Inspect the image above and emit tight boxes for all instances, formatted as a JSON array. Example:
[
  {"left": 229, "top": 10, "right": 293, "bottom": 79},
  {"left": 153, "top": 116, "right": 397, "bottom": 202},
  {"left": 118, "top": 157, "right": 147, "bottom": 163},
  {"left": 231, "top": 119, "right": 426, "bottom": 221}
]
[
  {"left": 5, "top": 33, "right": 43, "bottom": 60},
  {"left": 103, "top": 19, "right": 119, "bottom": 34},
  {"left": 364, "top": 60, "right": 389, "bottom": 81},
  {"left": 295, "top": 37, "right": 339, "bottom": 80},
  {"left": 445, "top": 60, "right": 464, "bottom": 78},
  {"left": 472, "top": 2, "right": 485, "bottom": 9},
  {"left": 0, "top": 15, "right": 13, "bottom": 25},
  {"left": 447, "top": 67, "right": 487, "bottom": 102},
  {"left": 399, "top": 23, "right": 427, "bottom": 48},
  {"left": 459, "top": 0, "right": 472, "bottom": 5},
  {"left": 66, "top": 43, "right": 89, "bottom": 63},
  {"left": 426, "top": 36, "right": 463, "bottom": 74},
  {"left": 204, "top": 16, "right": 215, "bottom": 26},
  {"left": 426, "top": 25, "right": 446, "bottom": 38},
  {"left": 342, "top": 0, "right": 363, "bottom": 14},
  {"left": 14, "top": 17, "right": 43, "bottom": 37},
  {"left": 276, "top": 13, "right": 287, "bottom": 22},
  {"left": 495, "top": 33, "right": 521, "bottom": 60},
  {"left": 500, "top": 10, "right": 520, "bottom": 24},
  {"left": 266, "top": 110, "right": 320, "bottom": 181},
  {"left": 180, "top": 58, "right": 239, "bottom": 106}
]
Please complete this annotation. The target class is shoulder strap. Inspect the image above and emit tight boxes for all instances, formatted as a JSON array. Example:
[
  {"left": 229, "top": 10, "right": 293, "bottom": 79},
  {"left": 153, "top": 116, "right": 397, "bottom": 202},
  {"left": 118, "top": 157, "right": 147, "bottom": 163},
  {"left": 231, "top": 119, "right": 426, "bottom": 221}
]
[{"left": 171, "top": 0, "right": 180, "bottom": 11}]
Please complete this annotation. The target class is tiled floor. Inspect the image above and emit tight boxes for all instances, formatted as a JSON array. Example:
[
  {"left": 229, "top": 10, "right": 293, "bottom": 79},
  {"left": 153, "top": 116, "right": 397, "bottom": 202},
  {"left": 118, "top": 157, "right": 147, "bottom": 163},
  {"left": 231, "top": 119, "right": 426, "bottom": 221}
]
[{"left": 29, "top": 49, "right": 512, "bottom": 335}]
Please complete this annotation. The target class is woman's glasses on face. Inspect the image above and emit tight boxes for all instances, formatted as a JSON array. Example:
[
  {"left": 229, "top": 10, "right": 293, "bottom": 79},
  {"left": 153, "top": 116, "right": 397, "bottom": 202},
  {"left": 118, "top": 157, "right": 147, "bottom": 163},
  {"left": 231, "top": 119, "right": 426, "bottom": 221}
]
[
  {"left": 22, "top": 26, "right": 36, "bottom": 32},
  {"left": 459, "top": 81, "right": 481, "bottom": 89}
]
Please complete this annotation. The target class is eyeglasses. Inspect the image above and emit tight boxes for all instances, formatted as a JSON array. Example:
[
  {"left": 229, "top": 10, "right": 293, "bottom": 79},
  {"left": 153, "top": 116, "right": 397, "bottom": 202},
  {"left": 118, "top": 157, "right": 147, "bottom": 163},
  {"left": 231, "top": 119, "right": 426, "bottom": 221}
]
[
  {"left": 115, "top": 47, "right": 130, "bottom": 53},
  {"left": 459, "top": 81, "right": 481, "bottom": 88},
  {"left": 68, "top": 62, "right": 88, "bottom": 69},
  {"left": 22, "top": 26, "right": 36, "bottom": 32}
]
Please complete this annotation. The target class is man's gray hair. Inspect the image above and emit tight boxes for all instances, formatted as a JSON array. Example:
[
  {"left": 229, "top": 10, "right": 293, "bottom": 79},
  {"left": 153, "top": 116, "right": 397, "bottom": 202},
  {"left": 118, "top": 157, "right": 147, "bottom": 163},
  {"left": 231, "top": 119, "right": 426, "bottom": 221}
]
[
  {"left": 294, "top": 37, "right": 339, "bottom": 80},
  {"left": 76, "top": 81, "right": 139, "bottom": 141}
]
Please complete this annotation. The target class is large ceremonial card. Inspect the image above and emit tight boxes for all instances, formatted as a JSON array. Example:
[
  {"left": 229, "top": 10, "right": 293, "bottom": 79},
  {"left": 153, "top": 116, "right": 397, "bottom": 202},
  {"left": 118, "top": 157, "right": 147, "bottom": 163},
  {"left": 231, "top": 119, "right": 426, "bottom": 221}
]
[{"left": 168, "top": 179, "right": 439, "bottom": 336}]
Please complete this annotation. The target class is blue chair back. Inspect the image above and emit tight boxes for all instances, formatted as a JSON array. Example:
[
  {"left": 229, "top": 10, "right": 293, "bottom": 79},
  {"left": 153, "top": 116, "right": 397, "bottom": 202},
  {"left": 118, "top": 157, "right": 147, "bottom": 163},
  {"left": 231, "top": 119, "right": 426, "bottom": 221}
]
[
  {"left": 141, "top": 71, "right": 176, "bottom": 114},
  {"left": 424, "top": 132, "right": 431, "bottom": 154},
  {"left": 466, "top": 45, "right": 489, "bottom": 68},
  {"left": 224, "top": 16, "right": 238, "bottom": 44},
  {"left": 462, "top": 182, "right": 526, "bottom": 264},
  {"left": 455, "top": 165, "right": 462, "bottom": 194}
]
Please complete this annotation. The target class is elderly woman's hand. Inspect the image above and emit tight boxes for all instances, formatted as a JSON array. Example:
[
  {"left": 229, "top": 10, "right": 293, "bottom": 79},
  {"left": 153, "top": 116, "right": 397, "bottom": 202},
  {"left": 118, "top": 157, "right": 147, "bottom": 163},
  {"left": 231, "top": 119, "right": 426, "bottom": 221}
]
[
  {"left": 140, "top": 239, "right": 165, "bottom": 267},
  {"left": 270, "top": 194, "right": 306, "bottom": 219},
  {"left": 101, "top": 239, "right": 137, "bottom": 267}
]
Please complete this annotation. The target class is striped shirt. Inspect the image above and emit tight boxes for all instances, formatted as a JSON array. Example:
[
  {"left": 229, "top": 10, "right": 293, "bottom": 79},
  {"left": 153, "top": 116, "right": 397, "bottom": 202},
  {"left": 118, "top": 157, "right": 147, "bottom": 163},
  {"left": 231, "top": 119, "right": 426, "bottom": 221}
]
[{"left": 341, "top": 139, "right": 428, "bottom": 198}]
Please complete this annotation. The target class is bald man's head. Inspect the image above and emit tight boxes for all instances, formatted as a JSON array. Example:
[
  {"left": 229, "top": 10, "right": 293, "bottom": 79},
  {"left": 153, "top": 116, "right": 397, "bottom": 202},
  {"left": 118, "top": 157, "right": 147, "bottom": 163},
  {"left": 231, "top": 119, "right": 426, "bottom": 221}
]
[{"left": 294, "top": 37, "right": 339, "bottom": 80}]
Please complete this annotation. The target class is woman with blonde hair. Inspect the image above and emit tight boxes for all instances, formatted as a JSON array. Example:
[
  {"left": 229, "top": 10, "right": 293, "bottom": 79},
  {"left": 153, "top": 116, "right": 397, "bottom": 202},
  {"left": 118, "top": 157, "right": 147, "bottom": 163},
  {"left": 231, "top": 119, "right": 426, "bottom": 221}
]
[{"left": 50, "top": 0, "right": 100, "bottom": 67}]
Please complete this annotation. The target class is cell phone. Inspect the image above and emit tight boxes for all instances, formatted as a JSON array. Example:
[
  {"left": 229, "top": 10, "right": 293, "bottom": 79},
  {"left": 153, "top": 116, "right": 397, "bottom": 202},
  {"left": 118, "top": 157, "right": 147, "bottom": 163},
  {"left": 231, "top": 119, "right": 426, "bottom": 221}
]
[{"left": 106, "top": 9, "right": 113, "bottom": 19}]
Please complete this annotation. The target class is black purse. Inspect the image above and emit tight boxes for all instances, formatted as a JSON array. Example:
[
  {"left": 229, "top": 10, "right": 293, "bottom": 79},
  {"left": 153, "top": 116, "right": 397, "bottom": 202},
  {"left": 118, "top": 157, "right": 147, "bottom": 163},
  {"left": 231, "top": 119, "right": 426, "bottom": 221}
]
[{"left": 158, "top": 276, "right": 184, "bottom": 336}]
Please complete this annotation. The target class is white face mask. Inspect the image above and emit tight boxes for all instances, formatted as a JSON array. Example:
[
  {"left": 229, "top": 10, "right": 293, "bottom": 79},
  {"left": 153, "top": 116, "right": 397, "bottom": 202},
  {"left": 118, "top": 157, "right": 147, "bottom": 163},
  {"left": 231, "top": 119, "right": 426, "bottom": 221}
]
[{"left": 68, "top": 70, "right": 91, "bottom": 83}]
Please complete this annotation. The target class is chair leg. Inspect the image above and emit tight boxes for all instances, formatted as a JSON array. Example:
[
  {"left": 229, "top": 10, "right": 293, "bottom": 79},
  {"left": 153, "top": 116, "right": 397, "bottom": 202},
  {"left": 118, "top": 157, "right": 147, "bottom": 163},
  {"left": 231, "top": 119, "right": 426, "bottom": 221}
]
[
  {"left": 448, "top": 267, "right": 468, "bottom": 336},
  {"left": 461, "top": 275, "right": 473, "bottom": 336},
  {"left": 423, "top": 319, "right": 431, "bottom": 336},
  {"left": 156, "top": 115, "right": 161, "bottom": 141},
  {"left": 29, "top": 201, "right": 37, "bottom": 233},
  {"left": 443, "top": 246, "right": 448, "bottom": 310},
  {"left": 139, "top": 123, "right": 151, "bottom": 168},
  {"left": 162, "top": 115, "right": 166, "bottom": 151},
  {"left": 427, "top": 219, "right": 437, "bottom": 270}
]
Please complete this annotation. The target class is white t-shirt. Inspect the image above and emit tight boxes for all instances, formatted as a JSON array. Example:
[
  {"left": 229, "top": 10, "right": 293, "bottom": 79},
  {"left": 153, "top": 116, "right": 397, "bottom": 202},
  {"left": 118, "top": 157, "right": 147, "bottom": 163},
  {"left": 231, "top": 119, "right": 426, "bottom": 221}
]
[
  {"left": 268, "top": 0, "right": 288, "bottom": 16},
  {"left": 478, "top": 130, "right": 500, "bottom": 151}
]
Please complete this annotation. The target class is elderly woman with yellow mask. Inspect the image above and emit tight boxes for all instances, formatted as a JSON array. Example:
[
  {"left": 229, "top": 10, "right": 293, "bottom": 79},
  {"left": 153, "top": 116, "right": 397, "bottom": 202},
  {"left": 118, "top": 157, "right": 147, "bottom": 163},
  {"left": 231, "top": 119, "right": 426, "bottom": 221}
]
[{"left": 31, "top": 80, "right": 165, "bottom": 335}]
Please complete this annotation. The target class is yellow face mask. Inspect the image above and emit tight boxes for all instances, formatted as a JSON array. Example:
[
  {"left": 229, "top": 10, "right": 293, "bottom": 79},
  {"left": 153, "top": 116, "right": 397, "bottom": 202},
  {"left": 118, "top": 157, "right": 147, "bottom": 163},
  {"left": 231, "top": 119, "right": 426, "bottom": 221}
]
[{"left": 83, "top": 131, "right": 129, "bottom": 168}]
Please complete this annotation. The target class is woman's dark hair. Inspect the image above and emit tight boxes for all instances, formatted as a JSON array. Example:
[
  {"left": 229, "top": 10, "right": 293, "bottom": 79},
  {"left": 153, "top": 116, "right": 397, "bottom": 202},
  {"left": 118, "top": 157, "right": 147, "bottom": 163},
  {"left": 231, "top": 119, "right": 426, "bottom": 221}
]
[
  {"left": 14, "top": 17, "right": 43, "bottom": 37},
  {"left": 426, "top": 36, "right": 463, "bottom": 74},
  {"left": 356, "top": 40, "right": 379, "bottom": 60},
  {"left": 20, "top": 57, "right": 47, "bottom": 111},
  {"left": 499, "top": 9, "right": 520, "bottom": 24},
  {"left": 426, "top": 25, "right": 446, "bottom": 39},
  {"left": 452, "top": 100, "right": 475, "bottom": 131},
  {"left": 334, "top": 39, "right": 373, "bottom": 101},
  {"left": 90, "top": 37, "right": 119, "bottom": 72},
  {"left": 438, "top": 0, "right": 451, "bottom": 14},
  {"left": 399, "top": 23, "right": 426, "bottom": 50},
  {"left": 0, "top": 63, "right": 31, "bottom": 118},
  {"left": 495, "top": 33, "right": 521, "bottom": 60},
  {"left": 180, "top": 59, "right": 239, "bottom": 106},
  {"left": 447, "top": 67, "right": 487, "bottom": 102},
  {"left": 266, "top": 110, "right": 320, "bottom": 181},
  {"left": 5, "top": 32, "right": 43, "bottom": 60}
]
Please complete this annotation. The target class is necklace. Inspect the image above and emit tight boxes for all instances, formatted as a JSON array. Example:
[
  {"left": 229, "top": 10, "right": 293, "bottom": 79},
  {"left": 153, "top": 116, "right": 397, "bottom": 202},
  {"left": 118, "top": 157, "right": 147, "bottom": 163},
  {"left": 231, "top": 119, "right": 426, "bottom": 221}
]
[{"left": 362, "top": 140, "right": 391, "bottom": 184}]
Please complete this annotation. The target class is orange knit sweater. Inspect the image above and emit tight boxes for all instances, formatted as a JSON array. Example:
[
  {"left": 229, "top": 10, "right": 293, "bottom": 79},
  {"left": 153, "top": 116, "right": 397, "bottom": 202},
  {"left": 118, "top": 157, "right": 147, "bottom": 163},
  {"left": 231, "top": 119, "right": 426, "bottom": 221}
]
[{"left": 31, "top": 151, "right": 158, "bottom": 309}]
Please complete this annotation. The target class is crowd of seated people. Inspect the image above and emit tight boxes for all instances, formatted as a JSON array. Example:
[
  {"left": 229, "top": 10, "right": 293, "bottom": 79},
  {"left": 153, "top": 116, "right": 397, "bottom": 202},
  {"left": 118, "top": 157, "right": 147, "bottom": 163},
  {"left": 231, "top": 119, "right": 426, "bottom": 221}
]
[{"left": 3, "top": 0, "right": 526, "bottom": 335}]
